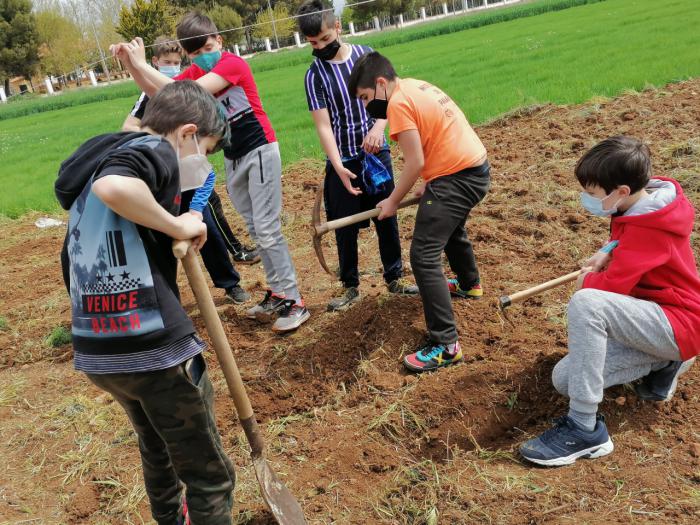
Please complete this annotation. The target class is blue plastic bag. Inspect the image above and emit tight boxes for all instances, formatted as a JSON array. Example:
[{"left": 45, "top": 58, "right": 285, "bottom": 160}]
[{"left": 361, "top": 153, "right": 391, "bottom": 195}]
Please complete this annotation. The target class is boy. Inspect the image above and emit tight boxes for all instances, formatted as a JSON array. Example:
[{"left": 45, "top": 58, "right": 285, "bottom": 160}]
[
  {"left": 298, "top": 0, "right": 418, "bottom": 311},
  {"left": 122, "top": 35, "right": 260, "bottom": 304},
  {"left": 520, "top": 136, "right": 700, "bottom": 467},
  {"left": 112, "top": 13, "right": 309, "bottom": 332},
  {"left": 55, "top": 81, "right": 236, "bottom": 524},
  {"left": 349, "top": 52, "right": 490, "bottom": 373}
]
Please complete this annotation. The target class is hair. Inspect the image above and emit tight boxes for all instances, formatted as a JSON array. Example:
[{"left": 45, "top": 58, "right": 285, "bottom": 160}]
[
  {"left": 297, "top": 0, "right": 336, "bottom": 37},
  {"left": 348, "top": 52, "right": 397, "bottom": 98},
  {"left": 575, "top": 136, "right": 652, "bottom": 194},
  {"left": 141, "top": 81, "right": 230, "bottom": 152},
  {"left": 177, "top": 12, "right": 219, "bottom": 54},
  {"left": 152, "top": 35, "right": 183, "bottom": 58}
]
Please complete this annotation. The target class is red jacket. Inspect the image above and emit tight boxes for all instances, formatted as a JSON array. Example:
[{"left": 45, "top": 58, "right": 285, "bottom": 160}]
[{"left": 583, "top": 177, "right": 700, "bottom": 360}]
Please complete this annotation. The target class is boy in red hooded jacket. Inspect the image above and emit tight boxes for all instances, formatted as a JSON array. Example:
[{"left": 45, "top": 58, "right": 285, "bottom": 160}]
[{"left": 520, "top": 136, "right": 699, "bottom": 467}]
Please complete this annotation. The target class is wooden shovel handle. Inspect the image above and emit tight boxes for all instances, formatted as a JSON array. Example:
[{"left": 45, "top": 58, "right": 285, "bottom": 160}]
[
  {"left": 499, "top": 270, "right": 582, "bottom": 309},
  {"left": 173, "top": 239, "right": 265, "bottom": 455},
  {"left": 315, "top": 196, "right": 420, "bottom": 235}
]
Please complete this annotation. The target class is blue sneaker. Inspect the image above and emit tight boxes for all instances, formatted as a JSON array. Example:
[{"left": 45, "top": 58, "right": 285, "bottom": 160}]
[
  {"left": 520, "top": 415, "right": 614, "bottom": 467},
  {"left": 403, "top": 341, "right": 463, "bottom": 373},
  {"left": 635, "top": 358, "right": 695, "bottom": 402}
]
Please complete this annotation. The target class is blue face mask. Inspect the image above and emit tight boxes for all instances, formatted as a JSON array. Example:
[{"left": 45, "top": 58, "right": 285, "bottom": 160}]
[
  {"left": 159, "top": 65, "right": 181, "bottom": 78},
  {"left": 580, "top": 191, "right": 622, "bottom": 217},
  {"left": 192, "top": 50, "right": 222, "bottom": 72}
]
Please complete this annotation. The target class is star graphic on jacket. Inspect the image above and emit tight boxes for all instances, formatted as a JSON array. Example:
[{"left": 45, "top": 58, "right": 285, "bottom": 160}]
[
  {"left": 107, "top": 273, "right": 115, "bottom": 282},
  {"left": 96, "top": 275, "right": 102, "bottom": 282},
  {"left": 120, "top": 271, "right": 131, "bottom": 280}
]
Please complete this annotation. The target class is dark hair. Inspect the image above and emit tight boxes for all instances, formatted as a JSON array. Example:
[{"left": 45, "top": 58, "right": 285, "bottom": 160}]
[
  {"left": 177, "top": 12, "right": 218, "bottom": 54},
  {"left": 297, "top": 0, "right": 335, "bottom": 37},
  {"left": 348, "top": 51, "right": 397, "bottom": 98},
  {"left": 152, "top": 35, "right": 183, "bottom": 58},
  {"left": 141, "top": 81, "right": 230, "bottom": 152},
  {"left": 575, "top": 136, "right": 651, "bottom": 193}
]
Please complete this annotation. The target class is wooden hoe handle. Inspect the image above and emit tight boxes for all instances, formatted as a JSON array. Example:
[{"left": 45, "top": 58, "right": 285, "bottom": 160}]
[{"left": 499, "top": 270, "right": 582, "bottom": 309}]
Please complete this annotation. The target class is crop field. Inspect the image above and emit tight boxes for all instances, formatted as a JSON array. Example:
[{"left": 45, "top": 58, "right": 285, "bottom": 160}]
[{"left": 0, "top": 1, "right": 699, "bottom": 524}]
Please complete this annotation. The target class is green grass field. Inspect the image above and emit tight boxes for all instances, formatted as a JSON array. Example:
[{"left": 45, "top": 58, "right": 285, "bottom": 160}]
[{"left": 1, "top": 0, "right": 699, "bottom": 217}]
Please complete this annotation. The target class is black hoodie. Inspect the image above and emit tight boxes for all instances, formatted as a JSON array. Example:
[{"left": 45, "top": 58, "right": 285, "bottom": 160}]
[{"left": 55, "top": 132, "right": 196, "bottom": 373}]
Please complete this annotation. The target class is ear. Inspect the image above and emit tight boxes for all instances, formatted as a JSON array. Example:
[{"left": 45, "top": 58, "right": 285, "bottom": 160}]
[
  {"left": 178, "top": 123, "right": 198, "bottom": 142},
  {"left": 617, "top": 185, "right": 632, "bottom": 197},
  {"left": 335, "top": 19, "right": 341, "bottom": 34},
  {"left": 215, "top": 34, "right": 224, "bottom": 48},
  {"left": 151, "top": 56, "right": 159, "bottom": 67}
]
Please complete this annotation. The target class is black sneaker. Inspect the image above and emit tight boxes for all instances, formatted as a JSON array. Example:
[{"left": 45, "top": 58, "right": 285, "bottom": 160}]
[
  {"left": 387, "top": 278, "right": 419, "bottom": 295},
  {"left": 225, "top": 285, "right": 250, "bottom": 304},
  {"left": 272, "top": 299, "right": 311, "bottom": 333},
  {"left": 635, "top": 357, "right": 695, "bottom": 401},
  {"left": 327, "top": 287, "right": 360, "bottom": 312},
  {"left": 246, "top": 290, "right": 287, "bottom": 321},
  {"left": 233, "top": 246, "right": 261, "bottom": 265}
]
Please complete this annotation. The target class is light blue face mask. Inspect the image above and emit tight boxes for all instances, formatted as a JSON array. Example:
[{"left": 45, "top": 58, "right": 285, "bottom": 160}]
[
  {"left": 159, "top": 65, "right": 181, "bottom": 78},
  {"left": 580, "top": 191, "right": 621, "bottom": 217},
  {"left": 192, "top": 50, "right": 222, "bottom": 72}
]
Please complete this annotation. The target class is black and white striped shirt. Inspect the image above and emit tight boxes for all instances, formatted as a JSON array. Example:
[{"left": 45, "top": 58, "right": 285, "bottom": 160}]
[{"left": 305, "top": 44, "right": 375, "bottom": 159}]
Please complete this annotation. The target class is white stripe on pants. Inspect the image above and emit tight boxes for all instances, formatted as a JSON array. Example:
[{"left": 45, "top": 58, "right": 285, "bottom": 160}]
[{"left": 224, "top": 142, "right": 299, "bottom": 298}]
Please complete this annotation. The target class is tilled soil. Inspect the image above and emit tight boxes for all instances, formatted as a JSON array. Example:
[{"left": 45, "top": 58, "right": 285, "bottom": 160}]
[{"left": 1, "top": 79, "right": 699, "bottom": 524}]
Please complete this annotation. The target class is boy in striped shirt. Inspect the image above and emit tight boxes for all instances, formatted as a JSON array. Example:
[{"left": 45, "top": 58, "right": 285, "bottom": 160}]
[{"left": 298, "top": 0, "right": 418, "bottom": 311}]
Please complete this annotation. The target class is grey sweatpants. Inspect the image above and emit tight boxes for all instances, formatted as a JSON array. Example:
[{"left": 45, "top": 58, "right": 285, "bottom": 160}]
[
  {"left": 554, "top": 289, "right": 680, "bottom": 415},
  {"left": 225, "top": 142, "right": 299, "bottom": 298}
]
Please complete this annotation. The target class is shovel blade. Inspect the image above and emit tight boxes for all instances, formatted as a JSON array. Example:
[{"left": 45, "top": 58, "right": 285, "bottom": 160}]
[{"left": 253, "top": 456, "right": 307, "bottom": 525}]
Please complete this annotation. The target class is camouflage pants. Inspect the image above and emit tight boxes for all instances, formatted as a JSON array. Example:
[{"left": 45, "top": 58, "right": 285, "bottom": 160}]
[{"left": 87, "top": 353, "right": 235, "bottom": 525}]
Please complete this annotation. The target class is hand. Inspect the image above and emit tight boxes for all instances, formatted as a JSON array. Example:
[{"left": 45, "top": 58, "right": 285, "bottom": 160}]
[
  {"left": 414, "top": 183, "right": 426, "bottom": 198},
  {"left": 576, "top": 266, "right": 594, "bottom": 290},
  {"left": 362, "top": 126, "right": 385, "bottom": 154},
  {"left": 376, "top": 198, "right": 398, "bottom": 220},
  {"left": 334, "top": 165, "right": 362, "bottom": 196},
  {"left": 173, "top": 213, "right": 207, "bottom": 251},
  {"left": 583, "top": 250, "right": 612, "bottom": 272},
  {"left": 188, "top": 209, "right": 204, "bottom": 220},
  {"left": 110, "top": 43, "right": 133, "bottom": 69},
  {"left": 124, "top": 37, "right": 148, "bottom": 68}
]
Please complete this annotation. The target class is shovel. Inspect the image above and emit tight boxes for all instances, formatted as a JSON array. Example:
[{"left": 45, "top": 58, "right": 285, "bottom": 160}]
[
  {"left": 173, "top": 239, "right": 307, "bottom": 525},
  {"left": 498, "top": 270, "right": 583, "bottom": 310}
]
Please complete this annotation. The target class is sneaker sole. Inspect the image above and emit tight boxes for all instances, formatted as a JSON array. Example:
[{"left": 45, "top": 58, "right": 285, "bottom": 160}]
[
  {"left": 234, "top": 258, "right": 261, "bottom": 266},
  {"left": 403, "top": 356, "right": 463, "bottom": 373},
  {"left": 327, "top": 296, "right": 361, "bottom": 312},
  {"left": 638, "top": 358, "right": 696, "bottom": 402},
  {"left": 450, "top": 291, "right": 482, "bottom": 300},
  {"left": 521, "top": 438, "right": 614, "bottom": 467},
  {"left": 272, "top": 310, "right": 311, "bottom": 333}
]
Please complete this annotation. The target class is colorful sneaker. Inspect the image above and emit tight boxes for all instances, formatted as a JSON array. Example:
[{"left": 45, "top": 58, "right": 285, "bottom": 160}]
[
  {"left": 246, "top": 290, "right": 286, "bottom": 321},
  {"left": 225, "top": 285, "right": 250, "bottom": 304},
  {"left": 520, "top": 415, "right": 614, "bottom": 467},
  {"left": 403, "top": 341, "right": 463, "bottom": 373},
  {"left": 272, "top": 300, "right": 311, "bottom": 333},
  {"left": 447, "top": 279, "right": 482, "bottom": 299},
  {"left": 387, "top": 278, "right": 419, "bottom": 295},
  {"left": 233, "top": 246, "right": 261, "bottom": 265},
  {"left": 635, "top": 357, "right": 695, "bottom": 401},
  {"left": 327, "top": 286, "right": 360, "bottom": 312}
]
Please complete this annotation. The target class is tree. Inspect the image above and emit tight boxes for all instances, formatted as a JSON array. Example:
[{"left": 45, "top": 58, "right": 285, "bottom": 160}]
[
  {"left": 116, "top": 0, "right": 178, "bottom": 48},
  {"left": 252, "top": 3, "right": 294, "bottom": 41},
  {"left": 207, "top": 4, "right": 243, "bottom": 46},
  {"left": 35, "top": 8, "right": 84, "bottom": 84},
  {"left": 0, "top": 0, "right": 40, "bottom": 94}
]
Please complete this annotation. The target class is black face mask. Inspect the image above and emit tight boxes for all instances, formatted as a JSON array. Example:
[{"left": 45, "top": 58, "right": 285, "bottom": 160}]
[
  {"left": 366, "top": 84, "right": 388, "bottom": 120},
  {"left": 312, "top": 39, "right": 341, "bottom": 61}
]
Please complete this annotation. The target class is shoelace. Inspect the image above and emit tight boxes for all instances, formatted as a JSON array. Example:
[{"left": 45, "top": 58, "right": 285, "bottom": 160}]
[
  {"left": 539, "top": 416, "right": 574, "bottom": 444},
  {"left": 278, "top": 299, "right": 298, "bottom": 316},
  {"left": 419, "top": 345, "right": 445, "bottom": 361}
]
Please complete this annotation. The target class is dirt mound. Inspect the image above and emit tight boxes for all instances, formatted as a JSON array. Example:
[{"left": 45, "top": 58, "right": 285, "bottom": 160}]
[{"left": 1, "top": 79, "right": 700, "bottom": 523}]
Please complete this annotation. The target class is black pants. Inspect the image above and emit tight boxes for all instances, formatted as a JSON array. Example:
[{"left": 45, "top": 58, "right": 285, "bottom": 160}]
[
  {"left": 324, "top": 148, "right": 403, "bottom": 288},
  {"left": 207, "top": 190, "right": 246, "bottom": 256},
  {"left": 181, "top": 190, "right": 241, "bottom": 290},
  {"left": 410, "top": 162, "right": 491, "bottom": 344}
]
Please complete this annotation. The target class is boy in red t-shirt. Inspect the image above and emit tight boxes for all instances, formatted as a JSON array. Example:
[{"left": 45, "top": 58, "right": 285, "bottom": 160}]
[
  {"left": 112, "top": 13, "right": 309, "bottom": 333},
  {"left": 520, "top": 136, "right": 699, "bottom": 467}
]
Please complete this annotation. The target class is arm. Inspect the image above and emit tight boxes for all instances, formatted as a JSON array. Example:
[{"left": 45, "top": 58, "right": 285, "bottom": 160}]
[
  {"left": 122, "top": 114, "right": 142, "bottom": 132},
  {"left": 93, "top": 175, "right": 207, "bottom": 249},
  {"left": 582, "top": 240, "right": 619, "bottom": 272},
  {"left": 376, "top": 129, "right": 424, "bottom": 220},
  {"left": 311, "top": 109, "right": 362, "bottom": 196}
]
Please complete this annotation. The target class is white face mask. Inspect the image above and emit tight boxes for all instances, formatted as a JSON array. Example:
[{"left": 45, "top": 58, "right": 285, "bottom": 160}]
[{"left": 177, "top": 134, "right": 212, "bottom": 192}]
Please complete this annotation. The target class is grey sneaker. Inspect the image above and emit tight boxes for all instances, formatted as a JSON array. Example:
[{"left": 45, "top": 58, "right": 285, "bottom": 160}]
[
  {"left": 233, "top": 246, "right": 261, "bottom": 265},
  {"left": 225, "top": 285, "right": 250, "bottom": 304},
  {"left": 635, "top": 357, "right": 695, "bottom": 401},
  {"left": 327, "top": 287, "right": 360, "bottom": 312},
  {"left": 387, "top": 278, "right": 419, "bottom": 295},
  {"left": 246, "top": 290, "right": 286, "bottom": 321},
  {"left": 272, "top": 300, "right": 310, "bottom": 333}
]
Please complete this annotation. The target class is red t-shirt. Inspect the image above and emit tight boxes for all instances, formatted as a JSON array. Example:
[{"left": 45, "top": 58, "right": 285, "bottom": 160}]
[{"left": 177, "top": 52, "right": 276, "bottom": 160}]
